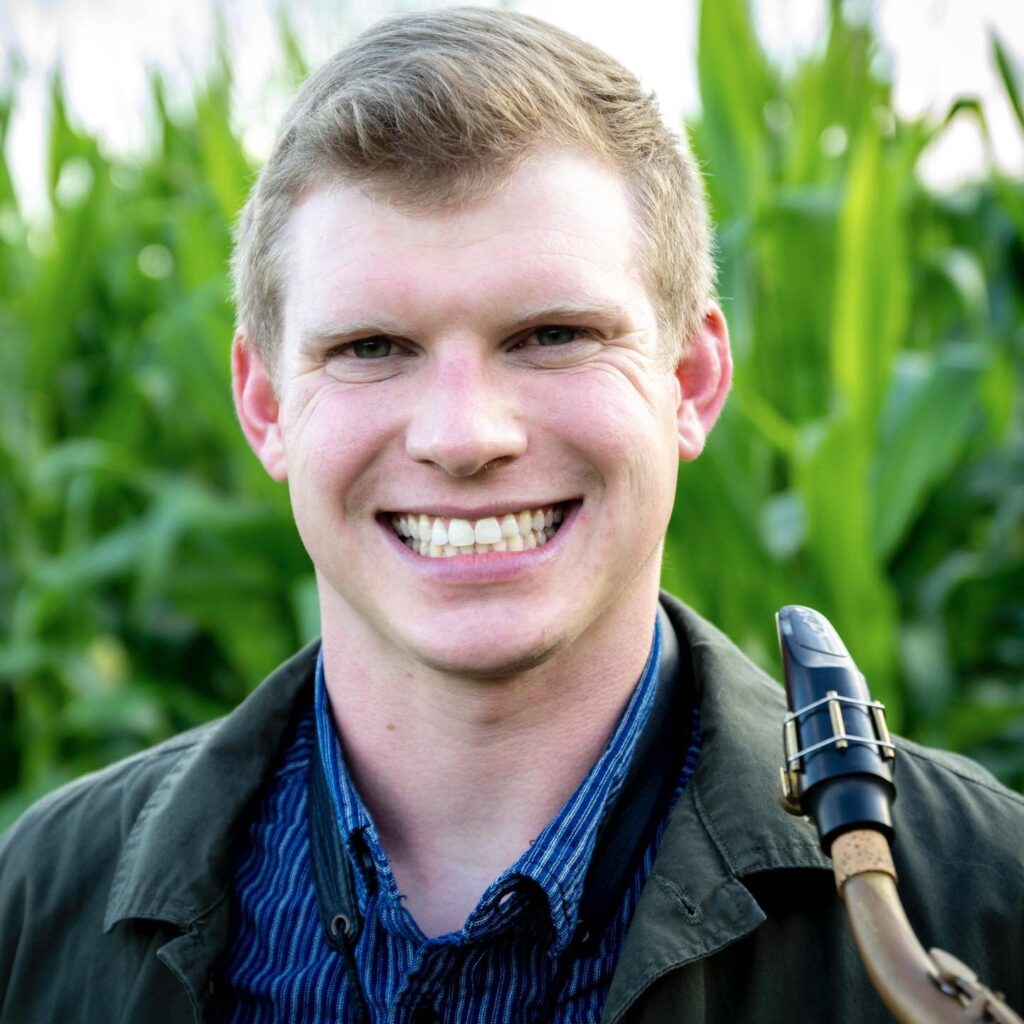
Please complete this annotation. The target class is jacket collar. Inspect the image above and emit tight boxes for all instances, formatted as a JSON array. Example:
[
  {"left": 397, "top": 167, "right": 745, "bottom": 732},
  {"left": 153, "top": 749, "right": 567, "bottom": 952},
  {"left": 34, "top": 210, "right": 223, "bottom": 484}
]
[
  {"left": 602, "top": 594, "right": 832, "bottom": 1023},
  {"left": 104, "top": 639, "right": 320, "bottom": 934}
]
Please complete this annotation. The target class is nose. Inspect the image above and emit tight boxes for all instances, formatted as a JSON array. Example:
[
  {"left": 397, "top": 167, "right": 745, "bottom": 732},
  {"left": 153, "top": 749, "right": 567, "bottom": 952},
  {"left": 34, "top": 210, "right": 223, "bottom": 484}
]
[{"left": 405, "top": 350, "right": 528, "bottom": 477}]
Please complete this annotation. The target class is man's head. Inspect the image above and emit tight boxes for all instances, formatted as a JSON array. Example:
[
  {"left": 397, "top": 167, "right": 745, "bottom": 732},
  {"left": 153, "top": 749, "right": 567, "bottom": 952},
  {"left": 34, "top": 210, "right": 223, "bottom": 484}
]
[
  {"left": 231, "top": 10, "right": 731, "bottom": 681},
  {"left": 232, "top": 7, "right": 714, "bottom": 374}
]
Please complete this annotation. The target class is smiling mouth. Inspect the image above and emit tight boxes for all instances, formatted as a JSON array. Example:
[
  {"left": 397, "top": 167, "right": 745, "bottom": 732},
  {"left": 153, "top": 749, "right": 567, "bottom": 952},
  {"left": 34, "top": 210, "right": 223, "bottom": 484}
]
[{"left": 390, "top": 503, "right": 567, "bottom": 557}]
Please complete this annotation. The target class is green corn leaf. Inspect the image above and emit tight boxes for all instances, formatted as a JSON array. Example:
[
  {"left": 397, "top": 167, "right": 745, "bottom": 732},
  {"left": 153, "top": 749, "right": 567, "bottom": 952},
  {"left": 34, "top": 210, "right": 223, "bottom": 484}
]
[
  {"left": 873, "top": 345, "right": 991, "bottom": 560},
  {"left": 992, "top": 35, "right": 1024, "bottom": 133},
  {"left": 794, "top": 416, "right": 901, "bottom": 721},
  {"left": 695, "top": 0, "right": 776, "bottom": 221},
  {"left": 830, "top": 118, "right": 910, "bottom": 429}
]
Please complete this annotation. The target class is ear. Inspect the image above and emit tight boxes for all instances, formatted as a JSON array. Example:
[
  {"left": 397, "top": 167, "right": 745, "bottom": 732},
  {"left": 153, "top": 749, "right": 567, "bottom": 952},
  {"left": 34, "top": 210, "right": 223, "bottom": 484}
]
[
  {"left": 675, "top": 303, "right": 732, "bottom": 462},
  {"left": 232, "top": 334, "right": 288, "bottom": 481}
]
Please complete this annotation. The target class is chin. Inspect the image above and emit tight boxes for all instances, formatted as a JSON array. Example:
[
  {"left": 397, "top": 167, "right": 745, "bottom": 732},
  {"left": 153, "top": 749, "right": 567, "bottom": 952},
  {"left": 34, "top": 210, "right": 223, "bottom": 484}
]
[{"left": 408, "top": 633, "right": 561, "bottom": 680}]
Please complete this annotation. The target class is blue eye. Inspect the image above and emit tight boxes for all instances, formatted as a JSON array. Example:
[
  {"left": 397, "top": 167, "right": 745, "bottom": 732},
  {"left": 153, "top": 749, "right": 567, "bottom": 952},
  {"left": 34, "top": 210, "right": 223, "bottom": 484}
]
[{"left": 350, "top": 337, "right": 393, "bottom": 358}]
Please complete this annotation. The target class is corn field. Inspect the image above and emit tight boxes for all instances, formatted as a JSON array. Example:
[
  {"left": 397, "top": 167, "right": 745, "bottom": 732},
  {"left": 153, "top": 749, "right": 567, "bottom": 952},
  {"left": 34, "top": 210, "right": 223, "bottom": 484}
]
[{"left": 1, "top": 0, "right": 1022, "bottom": 827}]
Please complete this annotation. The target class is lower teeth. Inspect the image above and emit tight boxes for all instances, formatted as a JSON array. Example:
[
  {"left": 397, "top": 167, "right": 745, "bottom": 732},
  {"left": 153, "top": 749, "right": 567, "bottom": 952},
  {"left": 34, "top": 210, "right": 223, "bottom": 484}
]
[{"left": 404, "top": 526, "right": 557, "bottom": 557}]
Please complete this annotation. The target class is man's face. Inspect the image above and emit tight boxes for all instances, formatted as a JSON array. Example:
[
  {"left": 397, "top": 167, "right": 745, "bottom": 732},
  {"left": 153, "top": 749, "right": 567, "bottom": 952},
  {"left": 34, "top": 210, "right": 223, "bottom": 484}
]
[{"left": 236, "top": 150, "right": 728, "bottom": 677}]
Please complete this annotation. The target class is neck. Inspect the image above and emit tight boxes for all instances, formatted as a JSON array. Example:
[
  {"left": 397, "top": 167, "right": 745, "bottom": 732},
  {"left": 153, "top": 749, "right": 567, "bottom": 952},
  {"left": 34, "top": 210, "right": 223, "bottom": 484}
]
[{"left": 319, "top": 582, "right": 661, "bottom": 937}]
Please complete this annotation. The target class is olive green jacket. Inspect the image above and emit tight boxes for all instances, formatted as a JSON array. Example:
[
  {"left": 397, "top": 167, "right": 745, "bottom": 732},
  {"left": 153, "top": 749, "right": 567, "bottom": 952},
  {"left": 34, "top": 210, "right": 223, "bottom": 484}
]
[{"left": 2, "top": 596, "right": 1022, "bottom": 1022}]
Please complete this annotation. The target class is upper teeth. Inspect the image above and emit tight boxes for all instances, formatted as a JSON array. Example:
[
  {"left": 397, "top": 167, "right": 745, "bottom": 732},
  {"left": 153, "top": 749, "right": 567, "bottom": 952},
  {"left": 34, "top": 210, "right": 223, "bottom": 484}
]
[{"left": 391, "top": 505, "right": 564, "bottom": 557}]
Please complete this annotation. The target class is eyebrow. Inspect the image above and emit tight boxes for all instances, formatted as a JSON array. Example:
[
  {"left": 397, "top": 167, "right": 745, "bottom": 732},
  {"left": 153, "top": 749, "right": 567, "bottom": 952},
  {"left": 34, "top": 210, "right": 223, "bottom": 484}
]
[
  {"left": 500, "top": 299, "right": 629, "bottom": 331},
  {"left": 298, "top": 319, "right": 406, "bottom": 351}
]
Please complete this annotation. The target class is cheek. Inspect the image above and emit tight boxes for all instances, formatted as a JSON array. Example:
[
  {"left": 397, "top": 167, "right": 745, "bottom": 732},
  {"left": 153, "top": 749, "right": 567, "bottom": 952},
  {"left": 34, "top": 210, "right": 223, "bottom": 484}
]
[
  {"left": 587, "top": 386, "right": 679, "bottom": 522},
  {"left": 281, "top": 388, "right": 397, "bottom": 509},
  {"left": 546, "top": 372, "right": 678, "bottom": 472}
]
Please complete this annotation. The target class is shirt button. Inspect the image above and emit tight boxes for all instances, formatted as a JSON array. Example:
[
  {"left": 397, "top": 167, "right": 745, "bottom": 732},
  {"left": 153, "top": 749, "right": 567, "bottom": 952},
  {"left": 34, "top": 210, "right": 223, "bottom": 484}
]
[{"left": 497, "top": 891, "right": 516, "bottom": 911}]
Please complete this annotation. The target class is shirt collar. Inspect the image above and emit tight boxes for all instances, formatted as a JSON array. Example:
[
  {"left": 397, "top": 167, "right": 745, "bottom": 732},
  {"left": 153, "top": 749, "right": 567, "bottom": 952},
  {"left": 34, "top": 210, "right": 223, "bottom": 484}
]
[
  {"left": 313, "top": 617, "right": 664, "bottom": 950},
  {"left": 313, "top": 652, "right": 395, "bottom": 916}
]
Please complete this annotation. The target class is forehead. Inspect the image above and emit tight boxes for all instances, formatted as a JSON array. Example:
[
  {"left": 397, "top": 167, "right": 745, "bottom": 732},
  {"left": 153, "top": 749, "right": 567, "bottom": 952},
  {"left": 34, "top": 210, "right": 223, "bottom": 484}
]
[{"left": 278, "top": 151, "right": 652, "bottom": 339}]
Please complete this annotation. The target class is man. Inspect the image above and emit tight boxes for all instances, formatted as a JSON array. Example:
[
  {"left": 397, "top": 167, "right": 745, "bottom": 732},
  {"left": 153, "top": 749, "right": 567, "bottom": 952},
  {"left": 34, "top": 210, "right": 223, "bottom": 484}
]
[{"left": 1, "top": 8, "right": 1022, "bottom": 1023}]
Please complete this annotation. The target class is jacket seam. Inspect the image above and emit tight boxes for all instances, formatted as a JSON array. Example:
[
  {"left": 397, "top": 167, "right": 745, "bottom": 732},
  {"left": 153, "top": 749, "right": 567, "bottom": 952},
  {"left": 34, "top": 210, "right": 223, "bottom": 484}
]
[
  {"left": 896, "top": 744, "right": 1024, "bottom": 808},
  {"left": 0, "top": 735, "right": 205, "bottom": 851},
  {"left": 692, "top": 777, "right": 739, "bottom": 876}
]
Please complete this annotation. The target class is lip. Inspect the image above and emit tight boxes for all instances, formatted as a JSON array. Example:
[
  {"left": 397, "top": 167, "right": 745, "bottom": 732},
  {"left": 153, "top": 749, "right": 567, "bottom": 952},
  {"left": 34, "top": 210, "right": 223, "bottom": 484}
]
[{"left": 378, "top": 500, "right": 581, "bottom": 584}]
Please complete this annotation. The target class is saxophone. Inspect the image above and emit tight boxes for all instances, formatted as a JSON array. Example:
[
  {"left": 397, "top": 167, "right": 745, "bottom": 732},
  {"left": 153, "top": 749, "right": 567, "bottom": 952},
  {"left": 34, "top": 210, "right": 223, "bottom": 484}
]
[{"left": 776, "top": 605, "right": 1022, "bottom": 1024}]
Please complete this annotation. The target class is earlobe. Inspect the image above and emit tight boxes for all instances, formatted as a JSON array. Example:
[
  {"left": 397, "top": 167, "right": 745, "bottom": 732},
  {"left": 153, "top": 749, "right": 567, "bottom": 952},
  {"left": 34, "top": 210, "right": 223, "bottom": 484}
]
[
  {"left": 232, "top": 334, "right": 288, "bottom": 481},
  {"left": 675, "top": 303, "right": 733, "bottom": 462}
]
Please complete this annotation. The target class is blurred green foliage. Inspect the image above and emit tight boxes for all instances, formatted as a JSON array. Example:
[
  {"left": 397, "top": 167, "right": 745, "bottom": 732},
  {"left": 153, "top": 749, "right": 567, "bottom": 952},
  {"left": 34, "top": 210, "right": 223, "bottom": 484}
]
[
  {"left": 1, "top": 0, "right": 1021, "bottom": 828},
  {"left": 665, "top": 0, "right": 1023, "bottom": 784}
]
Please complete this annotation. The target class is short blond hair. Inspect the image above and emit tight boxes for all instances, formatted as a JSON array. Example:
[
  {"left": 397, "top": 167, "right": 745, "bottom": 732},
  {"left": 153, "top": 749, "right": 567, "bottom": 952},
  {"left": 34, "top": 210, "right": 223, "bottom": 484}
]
[{"left": 233, "top": 7, "right": 714, "bottom": 368}]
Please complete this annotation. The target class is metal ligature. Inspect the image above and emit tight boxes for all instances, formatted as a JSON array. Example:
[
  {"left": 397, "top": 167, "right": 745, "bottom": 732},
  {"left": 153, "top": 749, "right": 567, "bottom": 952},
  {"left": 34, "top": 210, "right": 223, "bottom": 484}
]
[{"left": 776, "top": 604, "right": 1022, "bottom": 1024}]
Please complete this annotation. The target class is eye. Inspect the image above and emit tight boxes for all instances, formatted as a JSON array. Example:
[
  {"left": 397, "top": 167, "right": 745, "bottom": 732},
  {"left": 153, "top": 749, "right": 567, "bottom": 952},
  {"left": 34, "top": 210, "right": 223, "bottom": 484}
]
[
  {"left": 531, "top": 326, "right": 587, "bottom": 347},
  {"left": 323, "top": 335, "right": 412, "bottom": 383},
  {"left": 346, "top": 336, "right": 394, "bottom": 359},
  {"left": 510, "top": 324, "right": 602, "bottom": 364}
]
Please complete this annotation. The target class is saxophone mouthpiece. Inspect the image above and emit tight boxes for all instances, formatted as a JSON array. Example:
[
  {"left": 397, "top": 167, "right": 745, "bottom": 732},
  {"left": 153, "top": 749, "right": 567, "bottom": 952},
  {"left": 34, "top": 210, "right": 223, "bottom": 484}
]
[{"left": 776, "top": 605, "right": 896, "bottom": 854}]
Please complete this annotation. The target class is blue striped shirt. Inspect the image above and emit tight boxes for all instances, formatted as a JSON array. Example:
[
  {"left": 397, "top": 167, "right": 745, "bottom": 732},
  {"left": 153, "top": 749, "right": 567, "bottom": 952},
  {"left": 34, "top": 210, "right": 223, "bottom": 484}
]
[{"left": 218, "top": 620, "right": 701, "bottom": 1022}]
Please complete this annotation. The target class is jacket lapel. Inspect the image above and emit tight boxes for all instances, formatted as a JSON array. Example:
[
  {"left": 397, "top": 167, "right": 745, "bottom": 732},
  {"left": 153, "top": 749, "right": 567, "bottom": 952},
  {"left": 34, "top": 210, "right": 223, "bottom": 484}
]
[
  {"left": 602, "top": 596, "right": 831, "bottom": 1023},
  {"left": 103, "top": 641, "right": 320, "bottom": 1017}
]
